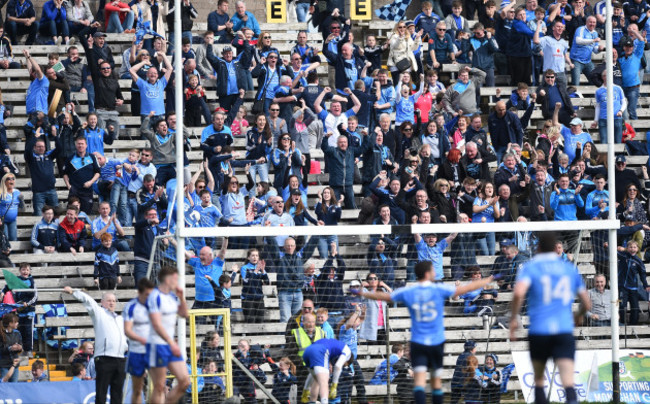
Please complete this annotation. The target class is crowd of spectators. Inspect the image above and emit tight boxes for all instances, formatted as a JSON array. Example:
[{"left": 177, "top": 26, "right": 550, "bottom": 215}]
[{"left": 0, "top": 0, "right": 647, "bottom": 400}]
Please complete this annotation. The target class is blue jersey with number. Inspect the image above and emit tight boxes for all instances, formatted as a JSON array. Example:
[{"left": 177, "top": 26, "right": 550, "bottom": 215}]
[
  {"left": 515, "top": 252, "right": 585, "bottom": 336},
  {"left": 391, "top": 281, "right": 456, "bottom": 346}
]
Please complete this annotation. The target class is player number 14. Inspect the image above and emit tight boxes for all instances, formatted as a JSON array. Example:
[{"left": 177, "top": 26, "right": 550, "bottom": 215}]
[{"left": 540, "top": 275, "right": 572, "bottom": 305}]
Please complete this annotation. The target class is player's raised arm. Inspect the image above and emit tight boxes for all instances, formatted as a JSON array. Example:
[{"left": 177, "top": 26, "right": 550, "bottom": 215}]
[{"left": 453, "top": 275, "right": 495, "bottom": 298}]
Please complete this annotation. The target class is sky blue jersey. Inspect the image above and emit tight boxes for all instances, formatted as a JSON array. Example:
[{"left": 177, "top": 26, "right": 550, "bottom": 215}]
[
  {"left": 391, "top": 281, "right": 456, "bottom": 346},
  {"left": 515, "top": 252, "right": 585, "bottom": 336}
]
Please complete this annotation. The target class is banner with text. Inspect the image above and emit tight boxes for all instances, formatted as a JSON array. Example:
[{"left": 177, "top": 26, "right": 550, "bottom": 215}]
[
  {"left": 0, "top": 380, "right": 99, "bottom": 404},
  {"left": 512, "top": 350, "right": 650, "bottom": 403}
]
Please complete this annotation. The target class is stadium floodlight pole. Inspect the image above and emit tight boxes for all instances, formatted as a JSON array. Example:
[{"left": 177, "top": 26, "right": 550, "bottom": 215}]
[
  {"left": 173, "top": 0, "right": 187, "bottom": 361},
  {"left": 605, "top": 1, "right": 620, "bottom": 403}
]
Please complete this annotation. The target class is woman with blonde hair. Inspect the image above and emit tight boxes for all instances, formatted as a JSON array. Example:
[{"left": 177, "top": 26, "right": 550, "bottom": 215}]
[
  {"left": 255, "top": 31, "right": 280, "bottom": 64},
  {"left": 387, "top": 21, "right": 422, "bottom": 82},
  {"left": 427, "top": 178, "right": 457, "bottom": 223},
  {"left": 0, "top": 173, "right": 21, "bottom": 241},
  {"left": 271, "top": 357, "right": 298, "bottom": 404},
  {"left": 462, "top": 355, "right": 486, "bottom": 404}
]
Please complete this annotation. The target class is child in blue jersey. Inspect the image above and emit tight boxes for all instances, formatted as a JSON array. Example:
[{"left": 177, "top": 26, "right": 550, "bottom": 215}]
[
  {"left": 395, "top": 75, "right": 425, "bottom": 126},
  {"left": 302, "top": 338, "right": 353, "bottom": 404},
  {"left": 147, "top": 266, "right": 191, "bottom": 404},
  {"left": 123, "top": 278, "right": 155, "bottom": 404},
  {"left": 316, "top": 308, "right": 335, "bottom": 339},
  {"left": 413, "top": 232, "right": 457, "bottom": 280},
  {"left": 94, "top": 233, "right": 121, "bottom": 290},
  {"left": 509, "top": 233, "right": 591, "bottom": 404},
  {"left": 194, "top": 189, "right": 225, "bottom": 248},
  {"left": 356, "top": 261, "right": 494, "bottom": 404}
]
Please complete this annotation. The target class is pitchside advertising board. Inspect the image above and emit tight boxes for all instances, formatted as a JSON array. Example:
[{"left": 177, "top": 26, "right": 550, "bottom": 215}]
[
  {"left": 513, "top": 349, "right": 650, "bottom": 403},
  {"left": 0, "top": 379, "right": 141, "bottom": 403}
]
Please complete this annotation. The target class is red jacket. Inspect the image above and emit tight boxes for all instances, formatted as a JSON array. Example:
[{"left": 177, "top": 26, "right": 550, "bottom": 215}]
[
  {"left": 104, "top": 2, "right": 130, "bottom": 24},
  {"left": 57, "top": 218, "right": 87, "bottom": 251}
]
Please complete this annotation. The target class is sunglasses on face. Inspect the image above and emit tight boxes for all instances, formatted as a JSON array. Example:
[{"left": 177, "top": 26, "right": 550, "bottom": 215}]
[
  {"left": 100, "top": 67, "right": 111, "bottom": 71},
  {"left": 267, "top": 56, "right": 278, "bottom": 59},
  {"left": 368, "top": 277, "right": 378, "bottom": 280},
  {"left": 270, "top": 109, "right": 280, "bottom": 112},
  {"left": 263, "top": 36, "right": 271, "bottom": 39},
  {"left": 546, "top": 76, "right": 555, "bottom": 79}
]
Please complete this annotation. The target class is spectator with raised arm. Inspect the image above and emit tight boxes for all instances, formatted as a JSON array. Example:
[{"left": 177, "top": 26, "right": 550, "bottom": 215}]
[
  {"left": 23, "top": 50, "right": 48, "bottom": 117},
  {"left": 443, "top": 66, "right": 486, "bottom": 117},
  {"left": 62, "top": 286, "right": 128, "bottom": 403},
  {"left": 82, "top": 34, "right": 124, "bottom": 140},
  {"left": 134, "top": 207, "right": 167, "bottom": 283},
  {"left": 619, "top": 31, "right": 646, "bottom": 120},
  {"left": 62, "top": 46, "right": 96, "bottom": 113},
  {"left": 130, "top": 49, "right": 172, "bottom": 121}
]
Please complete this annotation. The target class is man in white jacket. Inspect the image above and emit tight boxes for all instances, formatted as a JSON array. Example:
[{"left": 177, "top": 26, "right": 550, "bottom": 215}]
[{"left": 63, "top": 286, "right": 128, "bottom": 404}]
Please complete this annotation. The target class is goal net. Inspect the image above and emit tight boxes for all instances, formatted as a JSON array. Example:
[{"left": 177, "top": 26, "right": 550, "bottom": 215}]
[{"left": 145, "top": 210, "right": 640, "bottom": 403}]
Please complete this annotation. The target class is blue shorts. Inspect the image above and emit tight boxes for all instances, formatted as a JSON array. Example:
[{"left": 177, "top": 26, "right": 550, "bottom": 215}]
[
  {"left": 529, "top": 333, "right": 575, "bottom": 363},
  {"left": 146, "top": 343, "right": 184, "bottom": 368},
  {"left": 127, "top": 352, "right": 148, "bottom": 377},
  {"left": 410, "top": 341, "right": 444, "bottom": 373}
]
